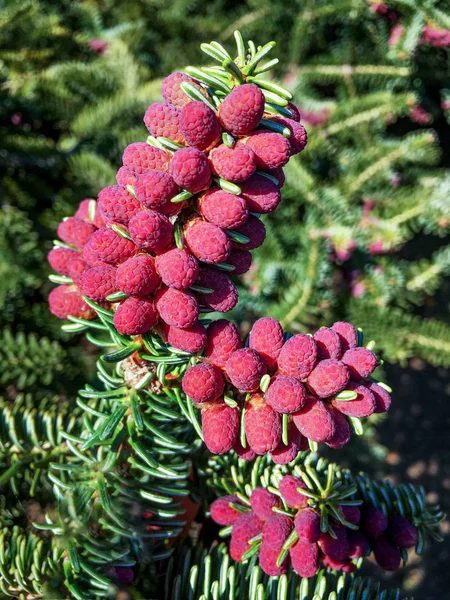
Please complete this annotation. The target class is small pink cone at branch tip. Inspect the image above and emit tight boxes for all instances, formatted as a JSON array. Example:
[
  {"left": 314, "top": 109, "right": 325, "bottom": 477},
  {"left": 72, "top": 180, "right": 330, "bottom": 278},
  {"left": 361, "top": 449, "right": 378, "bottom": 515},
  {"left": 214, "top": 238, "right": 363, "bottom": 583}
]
[
  {"left": 209, "top": 142, "right": 257, "bottom": 184},
  {"left": 306, "top": 359, "right": 350, "bottom": 399},
  {"left": 160, "top": 321, "right": 207, "bottom": 354},
  {"left": 365, "top": 381, "right": 391, "bottom": 414},
  {"left": 198, "top": 188, "right": 248, "bottom": 229},
  {"left": 180, "top": 101, "right": 221, "bottom": 151},
  {"left": 155, "top": 286, "right": 199, "bottom": 329},
  {"left": 373, "top": 535, "right": 401, "bottom": 571},
  {"left": 113, "top": 297, "right": 158, "bottom": 335},
  {"left": 182, "top": 363, "right": 225, "bottom": 403},
  {"left": 244, "top": 393, "right": 281, "bottom": 455},
  {"left": 97, "top": 185, "right": 142, "bottom": 225},
  {"left": 313, "top": 327, "right": 342, "bottom": 360},
  {"left": 201, "top": 401, "right": 239, "bottom": 454},
  {"left": 389, "top": 515, "right": 418, "bottom": 548},
  {"left": 226, "top": 349, "right": 267, "bottom": 392},
  {"left": 278, "top": 475, "right": 309, "bottom": 509},
  {"left": 205, "top": 319, "right": 242, "bottom": 369},
  {"left": 133, "top": 171, "right": 181, "bottom": 215},
  {"left": 332, "top": 381, "right": 376, "bottom": 418},
  {"left": 341, "top": 347, "right": 377, "bottom": 379},
  {"left": 318, "top": 527, "right": 349, "bottom": 561},
  {"left": 234, "top": 438, "right": 257, "bottom": 461},
  {"left": 143, "top": 101, "right": 185, "bottom": 144},
  {"left": 116, "top": 254, "right": 160, "bottom": 297},
  {"left": 195, "top": 268, "right": 238, "bottom": 313},
  {"left": 48, "top": 247, "right": 81, "bottom": 277},
  {"left": 79, "top": 266, "right": 118, "bottom": 302},
  {"left": 122, "top": 142, "right": 170, "bottom": 174},
  {"left": 227, "top": 249, "right": 252, "bottom": 275},
  {"left": 210, "top": 495, "right": 243, "bottom": 526},
  {"left": 75, "top": 198, "right": 105, "bottom": 228},
  {"left": 230, "top": 511, "right": 263, "bottom": 561},
  {"left": 262, "top": 514, "right": 293, "bottom": 548},
  {"left": 161, "top": 72, "right": 206, "bottom": 109},
  {"left": 184, "top": 218, "right": 231, "bottom": 265},
  {"left": 294, "top": 508, "right": 321, "bottom": 543},
  {"left": 293, "top": 396, "right": 336, "bottom": 444},
  {"left": 331, "top": 321, "right": 358, "bottom": 352},
  {"left": 128, "top": 210, "right": 174, "bottom": 253},
  {"left": 290, "top": 540, "right": 319, "bottom": 578},
  {"left": 240, "top": 174, "right": 281, "bottom": 214},
  {"left": 83, "top": 228, "right": 137, "bottom": 266},
  {"left": 271, "top": 422, "right": 308, "bottom": 464},
  {"left": 49, "top": 285, "right": 96, "bottom": 320},
  {"left": 231, "top": 215, "right": 266, "bottom": 251},
  {"left": 170, "top": 147, "right": 211, "bottom": 193},
  {"left": 362, "top": 507, "right": 388, "bottom": 539},
  {"left": 325, "top": 408, "right": 351, "bottom": 449},
  {"left": 248, "top": 316, "right": 284, "bottom": 371},
  {"left": 57, "top": 217, "right": 96, "bottom": 249},
  {"left": 116, "top": 166, "right": 137, "bottom": 187},
  {"left": 218, "top": 84, "right": 265, "bottom": 136},
  {"left": 340, "top": 506, "right": 361, "bottom": 525},
  {"left": 243, "top": 131, "right": 290, "bottom": 170},
  {"left": 278, "top": 334, "right": 318, "bottom": 380},
  {"left": 347, "top": 529, "right": 369, "bottom": 559},
  {"left": 265, "top": 375, "right": 307, "bottom": 414},
  {"left": 156, "top": 247, "right": 199, "bottom": 290},
  {"left": 270, "top": 116, "right": 307, "bottom": 155},
  {"left": 250, "top": 487, "right": 281, "bottom": 520},
  {"left": 259, "top": 540, "right": 288, "bottom": 576}
]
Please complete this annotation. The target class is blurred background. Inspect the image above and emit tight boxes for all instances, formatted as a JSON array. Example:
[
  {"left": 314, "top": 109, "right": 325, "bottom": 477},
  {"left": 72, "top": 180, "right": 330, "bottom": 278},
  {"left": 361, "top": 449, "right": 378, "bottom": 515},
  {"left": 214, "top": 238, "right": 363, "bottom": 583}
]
[{"left": 1, "top": 0, "right": 449, "bottom": 597}]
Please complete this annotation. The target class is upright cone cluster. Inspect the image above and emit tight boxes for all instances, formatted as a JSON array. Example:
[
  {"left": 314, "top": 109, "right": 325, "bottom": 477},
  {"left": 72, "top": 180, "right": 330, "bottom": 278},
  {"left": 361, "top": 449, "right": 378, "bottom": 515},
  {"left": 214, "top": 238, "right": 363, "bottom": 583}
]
[
  {"left": 47, "top": 33, "right": 390, "bottom": 465},
  {"left": 183, "top": 317, "right": 391, "bottom": 458},
  {"left": 48, "top": 33, "right": 307, "bottom": 349},
  {"left": 211, "top": 473, "right": 418, "bottom": 578}
]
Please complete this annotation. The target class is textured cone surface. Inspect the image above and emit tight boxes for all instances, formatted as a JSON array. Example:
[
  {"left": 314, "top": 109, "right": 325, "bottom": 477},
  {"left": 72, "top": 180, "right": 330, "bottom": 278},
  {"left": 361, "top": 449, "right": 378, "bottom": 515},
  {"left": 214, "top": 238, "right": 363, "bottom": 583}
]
[
  {"left": 278, "top": 475, "right": 308, "bottom": 509},
  {"left": 290, "top": 540, "right": 319, "bottom": 578},
  {"left": 210, "top": 495, "right": 242, "bottom": 526},
  {"left": 250, "top": 487, "right": 281, "bottom": 520},
  {"left": 244, "top": 393, "right": 281, "bottom": 454},
  {"left": 293, "top": 396, "right": 336, "bottom": 443},
  {"left": 201, "top": 402, "right": 239, "bottom": 454},
  {"left": 248, "top": 317, "right": 284, "bottom": 371}
]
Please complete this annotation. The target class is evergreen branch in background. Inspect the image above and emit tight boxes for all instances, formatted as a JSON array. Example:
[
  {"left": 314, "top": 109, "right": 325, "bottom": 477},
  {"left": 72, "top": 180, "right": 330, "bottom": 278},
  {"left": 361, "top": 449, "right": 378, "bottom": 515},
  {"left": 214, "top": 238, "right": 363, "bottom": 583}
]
[
  {"left": 0, "top": 207, "right": 43, "bottom": 322},
  {"left": 0, "top": 331, "right": 66, "bottom": 391},
  {"left": 343, "top": 131, "right": 439, "bottom": 196},
  {"left": 68, "top": 152, "right": 117, "bottom": 193},
  {"left": 347, "top": 304, "right": 450, "bottom": 367},
  {"left": 404, "top": 245, "right": 450, "bottom": 299},
  {"left": 294, "top": 64, "right": 412, "bottom": 83}
]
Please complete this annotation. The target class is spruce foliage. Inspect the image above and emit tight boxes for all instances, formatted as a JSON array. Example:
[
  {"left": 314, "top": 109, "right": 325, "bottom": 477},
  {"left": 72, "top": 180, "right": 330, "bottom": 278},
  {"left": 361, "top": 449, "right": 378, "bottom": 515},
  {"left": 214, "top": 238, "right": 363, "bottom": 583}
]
[{"left": 0, "top": 2, "right": 449, "bottom": 599}]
